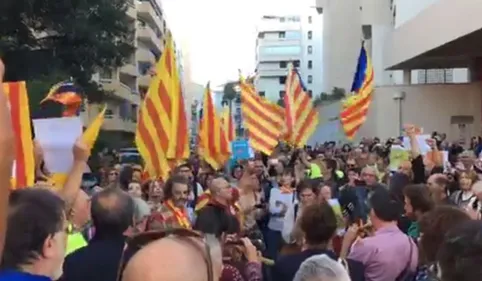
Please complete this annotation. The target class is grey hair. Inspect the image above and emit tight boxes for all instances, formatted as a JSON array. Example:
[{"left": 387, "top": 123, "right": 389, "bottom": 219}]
[{"left": 293, "top": 254, "right": 351, "bottom": 281}]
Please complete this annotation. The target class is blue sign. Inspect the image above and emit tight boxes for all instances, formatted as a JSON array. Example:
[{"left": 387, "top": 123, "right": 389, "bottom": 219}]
[{"left": 231, "top": 139, "right": 253, "bottom": 160}]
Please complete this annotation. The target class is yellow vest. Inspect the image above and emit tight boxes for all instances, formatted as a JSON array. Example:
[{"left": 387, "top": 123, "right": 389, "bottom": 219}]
[{"left": 66, "top": 224, "right": 87, "bottom": 256}]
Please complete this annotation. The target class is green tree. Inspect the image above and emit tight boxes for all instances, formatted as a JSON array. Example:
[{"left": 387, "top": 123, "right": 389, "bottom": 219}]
[
  {"left": 0, "top": 0, "right": 135, "bottom": 103},
  {"left": 331, "top": 87, "right": 346, "bottom": 99},
  {"left": 222, "top": 81, "right": 239, "bottom": 106}
]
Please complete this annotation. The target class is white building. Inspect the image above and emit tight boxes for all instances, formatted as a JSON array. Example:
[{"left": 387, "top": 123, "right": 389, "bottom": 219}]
[
  {"left": 254, "top": 12, "right": 323, "bottom": 103},
  {"left": 313, "top": 0, "right": 482, "bottom": 143}
]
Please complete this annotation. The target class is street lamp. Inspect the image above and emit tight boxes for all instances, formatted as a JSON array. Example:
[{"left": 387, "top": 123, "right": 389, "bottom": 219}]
[{"left": 393, "top": 91, "right": 406, "bottom": 136}]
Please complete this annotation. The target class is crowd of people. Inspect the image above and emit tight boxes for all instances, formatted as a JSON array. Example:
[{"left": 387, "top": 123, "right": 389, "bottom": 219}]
[{"left": 1, "top": 59, "right": 482, "bottom": 281}]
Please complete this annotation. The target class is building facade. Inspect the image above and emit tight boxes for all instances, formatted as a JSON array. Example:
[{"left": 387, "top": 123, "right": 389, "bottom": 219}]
[
  {"left": 254, "top": 12, "right": 323, "bottom": 103},
  {"left": 313, "top": 0, "right": 482, "bottom": 143},
  {"left": 82, "top": 0, "right": 197, "bottom": 144}
]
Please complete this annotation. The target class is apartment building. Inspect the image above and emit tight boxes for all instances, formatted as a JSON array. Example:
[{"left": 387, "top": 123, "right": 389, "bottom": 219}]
[
  {"left": 83, "top": 0, "right": 166, "bottom": 139},
  {"left": 316, "top": 0, "right": 482, "bottom": 142},
  {"left": 254, "top": 12, "right": 323, "bottom": 103}
]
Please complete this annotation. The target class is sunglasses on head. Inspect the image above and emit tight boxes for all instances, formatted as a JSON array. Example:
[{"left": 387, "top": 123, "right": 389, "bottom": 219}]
[{"left": 116, "top": 228, "right": 214, "bottom": 281}]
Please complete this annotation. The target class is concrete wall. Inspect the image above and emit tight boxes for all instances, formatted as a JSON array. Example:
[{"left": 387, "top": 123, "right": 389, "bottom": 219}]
[
  {"left": 309, "top": 83, "right": 482, "bottom": 144},
  {"left": 364, "top": 83, "right": 482, "bottom": 141}
]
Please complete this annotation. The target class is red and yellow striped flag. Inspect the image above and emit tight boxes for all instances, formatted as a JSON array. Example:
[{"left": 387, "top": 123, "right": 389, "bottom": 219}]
[
  {"left": 198, "top": 83, "right": 231, "bottom": 170},
  {"left": 135, "top": 33, "right": 189, "bottom": 180},
  {"left": 220, "top": 106, "right": 235, "bottom": 143},
  {"left": 284, "top": 66, "right": 319, "bottom": 147},
  {"left": 239, "top": 76, "right": 284, "bottom": 155},
  {"left": 340, "top": 45, "right": 374, "bottom": 140},
  {"left": 3, "top": 82, "right": 34, "bottom": 189}
]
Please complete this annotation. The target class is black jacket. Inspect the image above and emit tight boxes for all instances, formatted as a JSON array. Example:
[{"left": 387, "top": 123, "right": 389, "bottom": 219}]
[{"left": 194, "top": 202, "right": 239, "bottom": 237}]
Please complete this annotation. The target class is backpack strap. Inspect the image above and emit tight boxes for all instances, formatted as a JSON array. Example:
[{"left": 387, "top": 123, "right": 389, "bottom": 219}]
[{"left": 294, "top": 203, "right": 299, "bottom": 222}]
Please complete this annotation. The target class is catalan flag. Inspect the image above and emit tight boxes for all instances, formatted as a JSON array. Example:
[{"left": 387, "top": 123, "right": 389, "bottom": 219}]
[
  {"left": 239, "top": 75, "right": 284, "bottom": 155},
  {"left": 135, "top": 33, "right": 189, "bottom": 180},
  {"left": 2, "top": 82, "right": 34, "bottom": 189},
  {"left": 284, "top": 66, "right": 319, "bottom": 147},
  {"left": 41, "top": 81, "right": 83, "bottom": 117},
  {"left": 198, "top": 83, "right": 231, "bottom": 170},
  {"left": 220, "top": 106, "right": 235, "bottom": 143},
  {"left": 340, "top": 44, "right": 374, "bottom": 140}
]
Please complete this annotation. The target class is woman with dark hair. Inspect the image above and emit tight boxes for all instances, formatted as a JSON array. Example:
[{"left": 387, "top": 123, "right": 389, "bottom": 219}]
[{"left": 415, "top": 206, "right": 471, "bottom": 281}]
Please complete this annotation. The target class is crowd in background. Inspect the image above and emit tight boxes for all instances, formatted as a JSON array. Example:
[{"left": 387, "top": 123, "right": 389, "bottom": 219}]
[{"left": 2, "top": 58, "right": 482, "bottom": 281}]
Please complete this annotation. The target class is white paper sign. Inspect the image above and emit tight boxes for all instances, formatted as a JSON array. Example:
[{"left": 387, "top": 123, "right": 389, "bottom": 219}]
[
  {"left": 33, "top": 117, "right": 83, "bottom": 174},
  {"left": 402, "top": 134, "right": 431, "bottom": 155}
]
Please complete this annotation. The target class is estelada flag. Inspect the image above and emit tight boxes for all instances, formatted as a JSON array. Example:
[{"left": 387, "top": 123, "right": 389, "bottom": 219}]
[{"left": 2, "top": 82, "right": 35, "bottom": 189}]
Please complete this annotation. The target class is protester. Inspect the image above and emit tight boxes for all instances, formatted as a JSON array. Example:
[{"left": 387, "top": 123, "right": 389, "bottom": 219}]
[
  {"left": 341, "top": 188, "right": 417, "bottom": 281},
  {"left": 62, "top": 188, "right": 135, "bottom": 281},
  {"left": 0, "top": 188, "right": 67, "bottom": 281},
  {"left": 403, "top": 184, "right": 434, "bottom": 239},
  {"left": 293, "top": 254, "right": 351, "bottom": 281},
  {"left": 66, "top": 190, "right": 91, "bottom": 255},
  {"left": 122, "top": 234, "right": 223, "bottom": 281},
  {"left": 438, "top": 220, "right": 482, "bottom": 281},
  {"left": 274, "top": 202, "right": 364, "bottom": 281},
  {"left": 427, "top": 174, "right": 453, "bottom": 205},
  {"left": 147, "top": 175, "right": 192, "bottom": 230},
  {"left": 195, "top": 176, "right": 240, "bottom": 237}
]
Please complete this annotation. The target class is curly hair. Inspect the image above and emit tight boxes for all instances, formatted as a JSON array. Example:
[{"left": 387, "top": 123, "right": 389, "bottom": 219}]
[
  {"left": 163, "top": 174, "right": 189, "bottom": 200},
  {"left": 299, "top": 202, "right": 337, "bottom": 245},
  {"left": 419, "top": 205, "right": 470, "bottom": 263}
]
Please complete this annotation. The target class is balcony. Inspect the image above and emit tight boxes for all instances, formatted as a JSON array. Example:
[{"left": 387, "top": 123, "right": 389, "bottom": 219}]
[
  {"left": 137, "top": 25, "right": 162, "bottom": 52},
  {"left": 100, "top": 79, "right": 141, "bottom": 105},
  {"left": 126, "top": 1, "right": 136, "bottom": 19},
  {"left": 138, "top": 75, "right": 152, "bottom": 88},
  {"left": 137, "top": 1, "right": 164, "bottom": 31},
  {"left": 137, "top": 48, "right": 156, "bottom": 63},
  {"left": 102, "top": 117, "right": 136, "bottom": 133},
  {"left": 120, "top": 63, "right": 138, "bottom": 77},
  {"left": 257, "top": 69, "right": 287, "bottom": 77}
]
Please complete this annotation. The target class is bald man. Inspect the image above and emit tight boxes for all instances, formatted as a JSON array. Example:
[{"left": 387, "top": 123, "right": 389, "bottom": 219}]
[
  {"left": 427, "top": 173, "right": 453, "bottom": 205},
  {"left": 122, "top": 235, "right": 222, "bottom": 281},
  {"left": 194, "top": 176, "right": 240, "bottom": 237},
  {"left": 66, "top": 190, "right": 91, "bottom": 255}
]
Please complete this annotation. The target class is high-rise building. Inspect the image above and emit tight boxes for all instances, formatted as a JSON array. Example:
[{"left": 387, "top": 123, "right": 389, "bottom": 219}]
[
  {"left": 254, "top": 12, "right": 323, "bottom": 103},
  {"left": 83, "top": 0, "right": 196, "bottom": 146}
]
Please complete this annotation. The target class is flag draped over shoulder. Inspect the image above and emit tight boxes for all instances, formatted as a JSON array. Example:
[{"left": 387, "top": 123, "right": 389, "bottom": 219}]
[
  {"left": 284, "top": 66, "right": 319, "bottom": 147},
  {"left": 41, "top": 81, "right": 83, "bottom": 117},
  {"left": 239, "top": 75, "right": 284, "bottom": 155},
  {"left": 340, "top": 45, "right": 374, "bottom": 140},
  {"left": 135, "top": 33, "right": 189, "bottom": 180},
  {"left": 198, "top": 83, "right": 231, "bottom": 170},
  {"left": 3, "top": 82, "right": 34, "bottom": 189},
  {"left": 220, "top": 106, "right": 235, "bottom": 143}
]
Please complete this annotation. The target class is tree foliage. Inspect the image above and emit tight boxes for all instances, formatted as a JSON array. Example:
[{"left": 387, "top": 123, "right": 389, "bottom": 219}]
[
  {"left": 0, "top": 0, "right": 135, "bottom": 102},
  {"left": 222, "top": 81, "right": 239, "bottom": 105}
]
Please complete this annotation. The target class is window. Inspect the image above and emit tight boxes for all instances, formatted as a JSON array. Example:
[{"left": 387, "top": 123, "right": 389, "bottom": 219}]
[
  {"left": 293, "top": 60, "right": 300, "bottom": 68},
  {"left": 279, "top": 76, "right": 287, "bottom": 84},
  {"left": 308, "top": 31, "right": 312, "bottom": 39},
  {"left": 259, "top": 91, "right": 266, "bottom": 97},
  {"left": 307, "top": 45, "right": 313, "bottom": 54},
  {"left": 100, "top": 69, "right": 113, "bottom": 79},
  {"left": 258, "top": 32, "right": 265, "bottom": 39},
  {"left": 308, "top": 75, "right": 313, "bottom": 83},
  {"left": 279, "top": 90, "right": 286, "bottom": 98},
  {"left": 279, "top": 61, "right": 287, "bottom": 68},
  {"left": 280, "top": 17, "right": 286, "bottom": 22},
  {"left": 259, "top": 46, "right": 301, "bottom": 56},
  {"left": 308, "top": 16, "right": 312, "bottom": 23},
  {"left": 308, "top": 60, "right": 313, "bottom": 69},
  {"left": 285, "top": 31, "right": 302, "bottom": 40},
  {"left": 279, "top": 32, "right": 286, "bottom": 38},
  {"left": 307, "top": 90, "right": 313, "bottom": 97}
]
